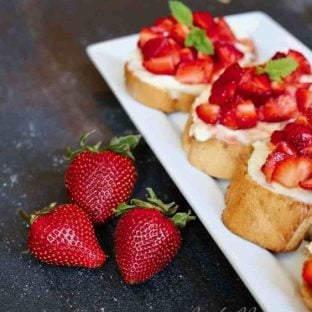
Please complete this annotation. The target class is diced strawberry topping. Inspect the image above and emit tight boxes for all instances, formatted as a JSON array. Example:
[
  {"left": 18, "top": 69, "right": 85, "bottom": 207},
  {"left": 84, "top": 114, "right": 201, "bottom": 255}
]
[
  {"left": 235, "top": 100, "right": 257, "bottom": 129},
  {"left": 176, "top": 59, "right": 213, "bottom": 84},
  {"left": 219, "top": 102, "right": 239, "bottom": 129},
  {"left": 214, "top": 17, "right": 237, "bottom": 43},
  {"left": 261, "top": 151, "right": 290, "bottom": 183},
  {"left": 271, "top": 130, "right": 287, "bottom": 145},
  {"left": 257, "top": 94, "right": 298, "bottom": 122},
  {"left": 151, "top": 17, "right": 174, "bottom": 35},
  {"left": 193, "top": 11, "right": 215, "bottom": 31},
  {"left": 138, "top": 28, "right": 160, "bottom": 48},
  {"left": 274, "top": 141, "right": 297, "bottom": 155},
  {"left": 143, "top": 55, "right": 176, "bottom": 75},
  {"left": 303, "top": 260, "right": 312, "bottom": 286},
  {"left": 306, "top": 107, "right": 312, "bottom": 126},
  {"left": 300, "top": 178, "right": 312, "bottom": 190},
  {"left": 287, "top": 49, "right": 311, "bottom": 75},
  {"left": 209, "top": 63, "right": 244, "bottom": 105},
  {"left": 179, "top": 48, "right": 196, "bottom": 63},
  {"left": 238, "top": 73, "right": 272, "bottom": 106},
  {"left": 214, "top": 42, "right": 244, "bottom": 67},
  {"left": 196, "top": 103, "right": 220, "bottom": 124},
  {"left": 271, "top": 156, "right": 312, "bottom": 188},
  {"left": 286, "top": 124, "right": 312, "bottom": 151},
  {"left": 271, "top": 52, "right": 287, "bottom": 60},
  {"left": 171, "top": 23, "right": 190, "bottom": 44},
  {"left": 296, "top": 87, "right": 312, "bottom": 113},
  {"left": 301, "top": 146, "right": 312, "bottom": 158},
  {"left": 142, "top": 37, "right": 179, "bottom": 61}
]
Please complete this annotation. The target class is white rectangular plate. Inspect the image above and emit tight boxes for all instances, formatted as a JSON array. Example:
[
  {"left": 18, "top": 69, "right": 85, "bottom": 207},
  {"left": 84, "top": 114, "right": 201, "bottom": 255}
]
[{"left": 87, "top": 12, "right": 312, "bottom": 312}]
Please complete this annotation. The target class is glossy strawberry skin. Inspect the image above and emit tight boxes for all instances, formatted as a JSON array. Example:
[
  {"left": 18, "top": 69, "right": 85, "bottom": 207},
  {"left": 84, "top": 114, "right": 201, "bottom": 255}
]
[
  {"left": 114, "top": 208, "right": 181, "bottom": 284},
  {"left": 65, "top": 151, "right": 137, "bottom": 224},
  {"left": 28, "top": 204, "right": 106, "bottom": 268}
]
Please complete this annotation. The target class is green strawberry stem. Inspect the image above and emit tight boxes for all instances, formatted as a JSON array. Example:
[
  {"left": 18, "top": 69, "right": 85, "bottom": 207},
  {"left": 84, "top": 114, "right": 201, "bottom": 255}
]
[
  {"left": 66, "top": 130, "right": 141, "bottom": 160},
  {"left": 19, "top": 202, "right": 58, "bottom": 224},
  {"left": 115, "top": 188, "right": 196, "bottom": 228}
]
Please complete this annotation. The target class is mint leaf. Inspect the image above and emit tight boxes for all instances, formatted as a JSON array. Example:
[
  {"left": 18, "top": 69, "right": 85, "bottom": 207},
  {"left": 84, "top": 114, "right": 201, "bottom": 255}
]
[
  {"left": 185, "top": 28, "right": 214, "bottom": 55},
  {"left": 256, "top": 58, "right": 298, "bottom": 82},
  {"left": 169, "top": 0, "right": 193, "bottom": 27}
]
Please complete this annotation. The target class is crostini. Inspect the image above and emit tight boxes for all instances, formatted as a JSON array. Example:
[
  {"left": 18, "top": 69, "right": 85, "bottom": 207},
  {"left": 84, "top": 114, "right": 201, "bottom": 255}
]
[
  {"left": 183, "top": 50, "right": 312, "bottom": 179},
  {"left": 125, "top": 1, "right": 255, "bottom": 113},
  {"left": 223, "top": 111, "right": 312, "bottom": 252}
]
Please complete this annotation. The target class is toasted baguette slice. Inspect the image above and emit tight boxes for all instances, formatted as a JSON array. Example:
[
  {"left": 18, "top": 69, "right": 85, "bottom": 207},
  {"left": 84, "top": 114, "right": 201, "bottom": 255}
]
[
  {"left": 301, "top": 282, "right": 312, "bottom": 310},
  {"left": 182, "top": 115, "right": 252, "bottom": 179},
  {"left": 125, "top": 63, "right": 199, "bottom": 113},
  {"left": 223, "top": 157, "right": 312, "bottom": 252}
]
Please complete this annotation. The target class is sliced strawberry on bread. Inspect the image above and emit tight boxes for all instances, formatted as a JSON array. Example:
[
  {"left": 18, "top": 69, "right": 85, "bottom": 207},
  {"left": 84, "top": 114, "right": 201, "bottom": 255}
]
[{"left": 125, "top": 0, "right": 255, "bottom": 113}]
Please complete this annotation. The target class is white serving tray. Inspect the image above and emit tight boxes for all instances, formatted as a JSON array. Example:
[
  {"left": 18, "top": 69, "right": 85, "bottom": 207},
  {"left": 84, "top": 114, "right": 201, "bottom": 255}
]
[{"left": 87, "top": 11, "right": 312, "bottom": 312}]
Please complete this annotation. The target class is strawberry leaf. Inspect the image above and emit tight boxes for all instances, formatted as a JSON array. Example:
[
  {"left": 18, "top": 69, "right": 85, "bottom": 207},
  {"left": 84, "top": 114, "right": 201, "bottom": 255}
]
[
  {"left": 256, "top": 58, "right": 298, "bottom": 82},
  {"left": 185, "top": 27, "right": 214, "bottom": 55},
  {"left": 171, "top": 210, "right": 196, "bottom": 228},
  {"left": 169, "top": 0, "right": 193, "bottom": 27}
]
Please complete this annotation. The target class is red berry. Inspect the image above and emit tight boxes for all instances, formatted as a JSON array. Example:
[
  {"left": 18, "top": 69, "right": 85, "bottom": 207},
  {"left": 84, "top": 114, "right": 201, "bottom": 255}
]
[
  {"left": 24, "top": 204, "right": 106, "bottom": 268},
  {"left": 176, "top": 59, "right": 213, "bottom": 84},
  {"left": 271, "top": 156, "right": 312, "bottom": 188},
  {"left": 261, "top": 152, "right": 290, "bottom": 183},
  {"left": 65, "top": 133, "right": 139, "bottom": 224},
  {"left": 296, "top": 88, "right": 312, "bottom": 113},
  {"left": 138, "top": 28, "right": 160, "bottom": 48},
  {"left": 196, "top": 103, "right": 220, "bottom": 124},
  {"left": 114, "top": 189, "right": 195, "bottom": 284}
]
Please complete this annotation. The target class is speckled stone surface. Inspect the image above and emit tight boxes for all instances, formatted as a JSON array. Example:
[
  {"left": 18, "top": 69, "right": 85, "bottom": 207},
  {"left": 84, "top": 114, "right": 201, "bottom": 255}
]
[{"left": 0, "top": 1, "right": 311, "bottom": 311}]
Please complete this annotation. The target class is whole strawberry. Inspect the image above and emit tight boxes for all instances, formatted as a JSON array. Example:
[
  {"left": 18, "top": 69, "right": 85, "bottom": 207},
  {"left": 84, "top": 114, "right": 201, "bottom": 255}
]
[
  {"left": 114, "top": 188, "right": 195, "bottom": 284},
  {"left": 20, "top": 203, "right": 106, "bottom": 268},
  {"left": 65, "top": 131, "right": 140, "bottom": 224}
]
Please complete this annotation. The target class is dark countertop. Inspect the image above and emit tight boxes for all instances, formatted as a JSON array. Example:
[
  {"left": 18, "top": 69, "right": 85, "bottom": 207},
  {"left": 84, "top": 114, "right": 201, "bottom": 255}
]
[{"left": 0, "top": 1, "right": 311, "bottom": 311}]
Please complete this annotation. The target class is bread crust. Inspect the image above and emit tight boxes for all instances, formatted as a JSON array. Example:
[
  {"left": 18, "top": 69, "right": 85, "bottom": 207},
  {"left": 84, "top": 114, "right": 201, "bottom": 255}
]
[
  {"left": 301, "top": 282, "right": 312, "bottom": 310},
  {"left": 223, "top": 157, "right": 312, "bottom": 252},
  {"left": 125, "top": 63, "right": 198, "bottom": 113},
  {"left": 182, "top": 116, "right": 252, "bottom": 179}
]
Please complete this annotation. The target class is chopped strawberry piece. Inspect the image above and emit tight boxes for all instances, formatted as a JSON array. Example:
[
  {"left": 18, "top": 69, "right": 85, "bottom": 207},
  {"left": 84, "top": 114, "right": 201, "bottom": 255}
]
[
  {"left": 196, "top": 103, "right": 220, "bottom": 124},
  {"left": 271, "top": 80, "right": 286, "bottom": 96},
  {"left": 238, "top": 73, "right": 272, "bottom": 106},
  {"left": 301, "top": 146, "right": 312, "bottom": 158},
  {"left": 219, "top": 102, "right": 239, "bottom": 129},
  {"left": 286, "top": 124, "right": 312, "bottom": 150},
  {"left": 271, "top": 130, "right": 287, "bottom": 145},
  {"left": 217, "top": 62, "right": 245, "bottom": 84},
  {"left": 142, "top": 37, "right": 181, "bottom": 66},
  {"left": 214, "top": 17, "right": 237, "bottom": 43},
  {"left": 138, "top": 28, "right": 160, "bottom": 48},
  {"left": 296, "top": 87, "right": 312, "bottom": 113},
  {"left": 287, "top": 49, "right": 311, "bottom": 75},
  {"left": 300, "top": 178, "right": 312, "bottom": 190},
  {"left": 193, "top": 11, "right": 215, "bottom": 31},
  {"left": 303, "top": 260, "right": 312, "bottom": 286},
  {"left": 179, "top": 48, "right": 196, "bottom": 63},
  {"left": 209, "top": 63, "right": 244, "bottom": 105},
  {"left": 261, "top": 151, "right": 290, "bottom": 183},
  {"left": 176, "top": 59, "right": 212, "bottom": 84},
  {"left": 143, "top": 55, "right": 176, "bottom": 75},
  {"left": 151, "top": 17, "right": 174, "bottom": 35},
  {"left": 257, "top": 94, "right": 299, "bottom": 122},
  {"left": 171, "top": 23, "right": 190, "bottom": 44},
  {"left": 306, "top": 107, "right": 312, "bottom": 126},
  {"left": 271, "top": 156, "right": 312, "bottom": 188},
  {"left": 215, "top": 42, "right": 244, "bottom": 67},
  {"left": 210, "top": 80, "right": 237, "bottom": 105},
  {"left": 236, "top": 100, "right": 257, "bottom": 129},
  {"left": 271, "top": 52, "right": 287, "bottom": 60},
  {"left": 274, "top": 141, "right": 297, "bottom": 155}
]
